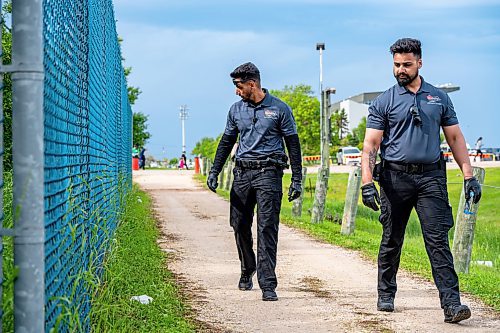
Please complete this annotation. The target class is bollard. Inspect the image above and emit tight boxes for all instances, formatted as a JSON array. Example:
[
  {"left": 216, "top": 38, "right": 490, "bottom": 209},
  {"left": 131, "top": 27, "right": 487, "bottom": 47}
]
[
  {"left": 225, "top": 161, "right": 233, "bottom": 190},
  {"left": 292, "top": 167, "right": 307, "bottom": 217},
  {"left": 452, "top": 166, "right": 485, "bottom": 273},
  {"left": 341, "top": 166, "right": 362, "bottom": 235},
  {"left": 194, "top": 156, "right": 200, "bottom": 174}
]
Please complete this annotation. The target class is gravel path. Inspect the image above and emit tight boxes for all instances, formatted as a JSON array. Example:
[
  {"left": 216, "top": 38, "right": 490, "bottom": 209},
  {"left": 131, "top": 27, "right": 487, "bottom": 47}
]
[{"left": 134, "top": 170, "right": 499, "bottom": 333}]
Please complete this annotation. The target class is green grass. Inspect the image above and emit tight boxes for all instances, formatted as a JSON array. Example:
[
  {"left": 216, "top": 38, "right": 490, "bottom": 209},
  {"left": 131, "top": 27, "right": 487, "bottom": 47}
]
[
  {"left": 200, "top": 167, "right": 500, "bottom": 311},
  {"left": 90, "top": 185, "right": 195, "bottom": 332}
]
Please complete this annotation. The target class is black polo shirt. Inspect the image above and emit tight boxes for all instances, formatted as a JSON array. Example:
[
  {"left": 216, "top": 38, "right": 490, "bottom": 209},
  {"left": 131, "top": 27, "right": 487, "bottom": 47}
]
[
  {"left": 224, "top": 89, "right": 298, "bottom": 160},
  {"left": 367, "top": 77, "right": 458, "bottom": 164}
]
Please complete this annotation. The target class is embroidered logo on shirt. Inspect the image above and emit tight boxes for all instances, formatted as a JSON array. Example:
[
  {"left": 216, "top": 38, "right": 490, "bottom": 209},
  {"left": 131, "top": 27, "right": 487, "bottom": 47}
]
[
  {"left": 426, "top": 95, "right": 442, "bottom": 105},
  {"left": 264, "top": 109, "right": 278, "bottom": 119}
]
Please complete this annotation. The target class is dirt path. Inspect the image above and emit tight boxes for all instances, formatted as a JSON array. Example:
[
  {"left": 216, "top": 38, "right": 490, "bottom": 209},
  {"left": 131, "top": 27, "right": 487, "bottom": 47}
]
[{"left": 134, "top": 170, "right": 499, "bottom": 333}]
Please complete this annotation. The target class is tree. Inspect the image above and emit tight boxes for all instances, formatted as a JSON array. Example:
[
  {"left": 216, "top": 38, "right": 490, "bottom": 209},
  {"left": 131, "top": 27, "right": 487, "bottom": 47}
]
[
  {"left": 270, "top": 85, "right": 320, "bottom": 155},
  {"left": 192, "top": 136, "right": 219, "bottom": 160},
  {"left": 352, "top": 116, "right": 367, "bottom": 149},
  {"left": 133, "top": 112, "right": 151, "bottom": 147}
]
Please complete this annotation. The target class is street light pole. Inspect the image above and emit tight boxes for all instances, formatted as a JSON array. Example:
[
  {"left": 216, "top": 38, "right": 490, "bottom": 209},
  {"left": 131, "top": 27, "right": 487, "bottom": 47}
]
[{"left": 179, "top": 105, "right": 188, "bottom": 154}]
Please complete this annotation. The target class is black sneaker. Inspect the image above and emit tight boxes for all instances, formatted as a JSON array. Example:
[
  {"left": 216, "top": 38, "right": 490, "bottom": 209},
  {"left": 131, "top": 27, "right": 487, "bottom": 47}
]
[
  {"left": 262, "top": 289, "right": 278, "bottom": 301},
  {"left": 377, "top": 296, "right": 394, "bottom": 312},
  {"left": 238, "top": 271, "right": 255, "bottom": 291},
  {"left": 444, "top": 304, "right": 471, "bottom": 323}
]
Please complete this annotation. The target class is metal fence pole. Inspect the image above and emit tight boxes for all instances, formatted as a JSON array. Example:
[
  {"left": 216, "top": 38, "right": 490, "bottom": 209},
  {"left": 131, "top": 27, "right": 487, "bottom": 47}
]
[
  {"left": 11, "top": 0, "right": 45, "bottom": 331},
  {"left": 452, "top": 166, "right": 485, "bottom": 274},
  {"left": 341, "top": 166, "right": 362, "bottom": 235}
]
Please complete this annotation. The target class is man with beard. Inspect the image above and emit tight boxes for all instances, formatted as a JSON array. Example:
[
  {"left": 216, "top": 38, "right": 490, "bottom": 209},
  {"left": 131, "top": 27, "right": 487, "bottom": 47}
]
[
  {"left": 207, "top": 62, "right": 303, "bottom": 301},
  {"left": 361, "top": 38, "right": 481, "bottom": 323}
]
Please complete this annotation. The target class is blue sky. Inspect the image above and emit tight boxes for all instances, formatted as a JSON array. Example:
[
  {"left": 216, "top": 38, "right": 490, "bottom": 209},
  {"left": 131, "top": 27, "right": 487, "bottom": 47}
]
[{"left": 114, "top": 0, "right": 500, "bottom": 159}]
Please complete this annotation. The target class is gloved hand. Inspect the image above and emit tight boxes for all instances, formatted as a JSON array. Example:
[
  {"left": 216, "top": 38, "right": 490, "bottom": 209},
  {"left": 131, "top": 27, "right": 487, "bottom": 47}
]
[
  {"left": 288, "top": 180, "right": 302, "bottom": 202},
  {"left": 207, "top": 172, "right": 219, "bottom": 193},
  {"left": 464, "top": 176, "right": 481, "bottom": 203},
  {"left": 361, "top": 182, "right": 380, "bottom": 211}
]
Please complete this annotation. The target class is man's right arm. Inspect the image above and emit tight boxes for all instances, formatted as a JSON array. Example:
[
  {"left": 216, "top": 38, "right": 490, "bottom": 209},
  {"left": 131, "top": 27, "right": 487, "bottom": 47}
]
[{"left": 361, "top": 128, "right": 384, "bottom": 185}]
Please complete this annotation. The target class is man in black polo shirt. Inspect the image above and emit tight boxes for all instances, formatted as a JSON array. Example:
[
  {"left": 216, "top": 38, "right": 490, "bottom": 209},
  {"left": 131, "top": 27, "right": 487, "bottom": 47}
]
[
  {"left": 207, "top": 62, "right": 303, "bottom": 301},
  {"left": 361, "top": 38, "right": 482, "bottom": 323}
]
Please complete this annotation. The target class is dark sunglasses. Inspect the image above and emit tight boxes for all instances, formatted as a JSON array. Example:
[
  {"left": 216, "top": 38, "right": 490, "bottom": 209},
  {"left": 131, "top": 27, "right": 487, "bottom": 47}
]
[
  {"left": 232, "top": 78, "right": 253, "bottom": 86},
  {"left": 409, "top": 105, "right": 422, "bottom": 126}
]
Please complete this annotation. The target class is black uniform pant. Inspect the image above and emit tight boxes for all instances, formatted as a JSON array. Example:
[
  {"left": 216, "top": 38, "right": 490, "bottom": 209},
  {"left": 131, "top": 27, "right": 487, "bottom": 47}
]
[
  {"left": 378, "top": 168, "right": 461, "bottom": 308},
  {"left": 230, "top": 166, "right": 283, "bottom": 291}
]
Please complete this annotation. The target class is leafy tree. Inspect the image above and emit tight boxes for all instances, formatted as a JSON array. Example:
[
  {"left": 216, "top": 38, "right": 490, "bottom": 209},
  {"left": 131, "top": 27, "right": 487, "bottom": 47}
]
[
  {"left": 330, "top": 108, "right": 349, "bottom": 144},
  {"left": 192, "top": 136, "right": 219, "bottom": 159},
  {"left": 270, "top": 85, "right": 320, "bottom": 155},
  {"left": 352, "top": 116, "right": 366, "bottom": 149},
  {"left": 133, "top": 112, "right": 151, "bottom": 147}
]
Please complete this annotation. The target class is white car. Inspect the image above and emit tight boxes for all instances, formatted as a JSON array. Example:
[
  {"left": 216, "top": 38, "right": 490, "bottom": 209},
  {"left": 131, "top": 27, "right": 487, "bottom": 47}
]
[{"left": 336, "top": 146, "right": 362, "bottom": 165}]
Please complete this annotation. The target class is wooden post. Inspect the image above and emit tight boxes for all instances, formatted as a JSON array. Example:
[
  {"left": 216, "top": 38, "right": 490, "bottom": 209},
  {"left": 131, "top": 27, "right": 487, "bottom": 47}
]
[
  {"left": 200, "top": 157, "right": 205, "bottom": 175},
  {"left": 341, "top": 166, "right": 362, "bottom": 235},
  {"left": 311, "top": 90, "right": 330, "bottom": 224},
  {"left": 224, "top": 161, "right": 233, "bottom": 190},
  {"left": 218, "top": 162, "right": 225, "bottom": 186},
  {"left": 452, "top": 166, "right": 485, "bottom": 274},
  {"left": 292, "top": 167, "right": 308, "bottom": 217}
]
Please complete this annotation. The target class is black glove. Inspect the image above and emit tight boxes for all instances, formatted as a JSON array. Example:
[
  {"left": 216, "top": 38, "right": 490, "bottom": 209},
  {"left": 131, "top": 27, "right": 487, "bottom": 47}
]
[
  {"left": 288, "top": 180, "right": 302, "bottom": 202},
  {"left": 464, "top": 177, "right": 481, "bottom": 204},
  {"left": 361, "top": 182, "right": 380, "bottom": 211},
  {"left": 207, "top": 172, "right": 218, "bottom": 193}
]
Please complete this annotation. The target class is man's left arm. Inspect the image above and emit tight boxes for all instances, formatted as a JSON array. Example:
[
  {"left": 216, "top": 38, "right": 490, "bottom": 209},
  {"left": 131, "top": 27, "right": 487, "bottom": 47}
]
[
  {"left": 443, "top": 124, "right": 482, "bottom": 203},
  {"left": 284, "top": 134, "right": 302, "bottom": 202}
]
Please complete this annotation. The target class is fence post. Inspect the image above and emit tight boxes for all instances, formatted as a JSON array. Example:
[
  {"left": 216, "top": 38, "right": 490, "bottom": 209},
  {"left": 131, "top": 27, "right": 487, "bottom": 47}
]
[
  {"left": 341, "top": 166, "right": 362, "bottom": 235},
  {"left": 224, "top": 160, "right": 233, "bottom": 191},
  {"left": 311, "top": 167, "right": 329, "bottom": 223},
  {"left": 218, "top": 162, "right": 225, "bottom": 187},
  {"left": 452, "top": 167, "right": 485, "bottom": 273},
  {"left": 292, "top": 167, "right": 307, "bottom": 217},
  {"left": 11, "top": 0, "right": 45, "bottom": 331}
]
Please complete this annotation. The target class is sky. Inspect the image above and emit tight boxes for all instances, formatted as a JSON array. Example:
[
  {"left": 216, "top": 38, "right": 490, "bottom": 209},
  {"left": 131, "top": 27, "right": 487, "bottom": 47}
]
[{"left": 114, "top": 0, "right": 500, "bottom": 159}]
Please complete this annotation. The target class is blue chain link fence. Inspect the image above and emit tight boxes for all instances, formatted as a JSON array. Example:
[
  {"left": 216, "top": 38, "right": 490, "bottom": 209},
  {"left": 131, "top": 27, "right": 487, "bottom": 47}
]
[{"left": 42, "top": 0, "right": 130, "bottom": 331}]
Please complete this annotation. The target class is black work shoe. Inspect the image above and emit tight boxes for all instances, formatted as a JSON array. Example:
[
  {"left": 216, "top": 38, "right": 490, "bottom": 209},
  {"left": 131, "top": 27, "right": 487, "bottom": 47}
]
[
  {"left": 444, "top": 304, "right": 471, "bottom": 323},
  {"left": 377, "top": 296, "right": 394, "bottom": 312},
  {"left": 262, "top": 289, "right": 278, "bottom": 301},
  {"left": 238, "top": 271, "right": 255, "bottom": 291}
]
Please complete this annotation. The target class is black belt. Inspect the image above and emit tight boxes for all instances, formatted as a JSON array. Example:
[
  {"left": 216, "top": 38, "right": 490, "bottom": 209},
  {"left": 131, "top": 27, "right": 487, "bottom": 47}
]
[
  {"left": 383, "top": 160, "right": 441, "bottom": 174},
  {"left": 235, "top": 159, "right": 286, "bottom": 169}
]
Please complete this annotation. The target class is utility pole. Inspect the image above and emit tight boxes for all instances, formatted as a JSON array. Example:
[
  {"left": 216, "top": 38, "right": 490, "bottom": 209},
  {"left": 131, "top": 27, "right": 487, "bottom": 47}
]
[
  {"left": 311, "top": 43, "right": 335, "bottom": 224},
  {"left": 179, "top": 105, "right": 188, "bottom": 154}
]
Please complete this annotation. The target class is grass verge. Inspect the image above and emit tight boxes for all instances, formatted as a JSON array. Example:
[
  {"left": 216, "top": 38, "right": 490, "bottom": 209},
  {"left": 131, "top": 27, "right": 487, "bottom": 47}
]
[
  {"left": 198, "top": 167, "right": 500, "bottom": 311},
  {"left": 90, "top": 184, "right": 195, "bottom": 332}
]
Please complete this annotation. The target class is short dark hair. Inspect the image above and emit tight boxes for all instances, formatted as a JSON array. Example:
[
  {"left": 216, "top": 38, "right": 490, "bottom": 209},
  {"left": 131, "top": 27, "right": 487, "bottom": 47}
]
[
  {"left": 230, "top": 62, "right": 261, "bottom": 82},
  {"left": 390, "top": 38, "right": 422, "bottom": 59}
]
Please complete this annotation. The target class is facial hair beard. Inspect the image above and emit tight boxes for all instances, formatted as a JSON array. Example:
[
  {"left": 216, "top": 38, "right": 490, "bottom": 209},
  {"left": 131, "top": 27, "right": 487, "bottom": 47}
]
[{"left": 395, "top": 71, "right": 418, "bottom": 87}]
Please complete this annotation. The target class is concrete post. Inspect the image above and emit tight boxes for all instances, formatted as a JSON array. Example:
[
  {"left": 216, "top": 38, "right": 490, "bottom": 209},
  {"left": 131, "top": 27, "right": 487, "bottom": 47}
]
[
  {"left": 341, "top": 166, "right": 362, "bottom": 235},
  {"left": 224, "top": 161, "right": 233, "bottom": 191},
  {"left": 292, "top": 167, "right": 307, "bottom": 217},
  {"left": 452, "top": 167, "right": 485, "bottom": 273},
  {"left": 11, "top": 0, "right": 45, "bottom": 331}
]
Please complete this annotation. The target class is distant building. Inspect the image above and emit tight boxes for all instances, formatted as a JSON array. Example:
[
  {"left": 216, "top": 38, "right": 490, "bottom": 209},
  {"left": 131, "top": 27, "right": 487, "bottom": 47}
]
[{"left": 329, "top": 84, "right": 460, "bottom": 135}]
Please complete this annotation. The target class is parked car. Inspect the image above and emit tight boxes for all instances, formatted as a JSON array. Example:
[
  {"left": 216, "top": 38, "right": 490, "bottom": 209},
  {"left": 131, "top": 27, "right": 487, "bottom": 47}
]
[{"left": 336, "top": 146, "right": 362, "bottom": 165}]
